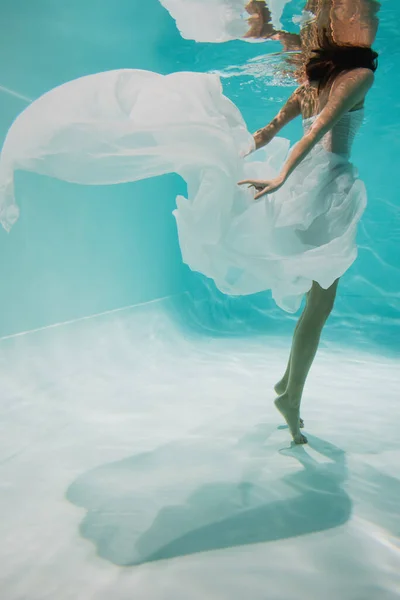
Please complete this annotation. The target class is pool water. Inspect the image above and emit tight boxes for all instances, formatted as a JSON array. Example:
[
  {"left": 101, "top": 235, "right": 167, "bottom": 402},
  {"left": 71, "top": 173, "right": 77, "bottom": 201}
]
[{"left": 0, "top": 1, "right": 399, "bottom": 599}]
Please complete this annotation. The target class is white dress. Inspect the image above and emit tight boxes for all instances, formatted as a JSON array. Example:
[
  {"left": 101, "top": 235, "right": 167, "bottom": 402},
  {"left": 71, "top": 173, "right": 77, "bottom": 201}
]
[{"left": 0, "top": 70, "right": 366, "bottom": 312}]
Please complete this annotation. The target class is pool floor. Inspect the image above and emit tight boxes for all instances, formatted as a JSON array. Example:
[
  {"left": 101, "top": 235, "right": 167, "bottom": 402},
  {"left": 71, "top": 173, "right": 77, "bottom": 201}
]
[{"left": 1, "top": 301, "right": 400, "bottom": 599}]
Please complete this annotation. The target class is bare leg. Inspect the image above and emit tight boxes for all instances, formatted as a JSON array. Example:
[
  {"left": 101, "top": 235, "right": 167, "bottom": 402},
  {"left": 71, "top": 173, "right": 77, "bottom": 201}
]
[
  {"left": 274, "top": 351, "right": 292, "bottom": 396},
  {"left": 275, "top": 279, "right": 339, "bottom": 444},
  {"left": 274, "top": 308, "right": 307, "bottom": 395},
  {"left": 275, "top": 306, "right": 308, "bottom": 427}
]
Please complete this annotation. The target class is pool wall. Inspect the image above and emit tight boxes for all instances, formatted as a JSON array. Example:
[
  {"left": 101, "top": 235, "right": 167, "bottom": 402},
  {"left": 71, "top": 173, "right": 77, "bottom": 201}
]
[{"left": 0, "top": 0, "right": 399, "bottom": 338}]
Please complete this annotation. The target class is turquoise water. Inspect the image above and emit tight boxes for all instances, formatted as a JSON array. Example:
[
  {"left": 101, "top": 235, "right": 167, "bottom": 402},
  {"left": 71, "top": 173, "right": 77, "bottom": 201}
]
[
  {"left": 1, "top": 0, "right": 399, "bottom": 339},
  {"left": 1, "top": 2, "right": 400, "bottom": 599}
]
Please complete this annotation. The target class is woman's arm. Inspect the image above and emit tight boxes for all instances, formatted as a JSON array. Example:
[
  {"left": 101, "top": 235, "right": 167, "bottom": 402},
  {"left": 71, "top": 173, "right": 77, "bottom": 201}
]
[
  {"left": 240, "top": 68, "right": 374, "bottom": 198},
  {"left": 279, "top": 68, "right": 374, "bottom": 180},
  {"left": 253, "top": 88, "right": 302, "bottom": 150}
]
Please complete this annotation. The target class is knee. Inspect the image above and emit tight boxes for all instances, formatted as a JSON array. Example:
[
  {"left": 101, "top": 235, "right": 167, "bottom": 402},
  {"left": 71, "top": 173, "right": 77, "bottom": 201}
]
[
  {"left": 306, "top": 286, "right": 337, "bottom": 321},
  {"left": 317, "top": 296, "right": 335, "bottom": 321}
]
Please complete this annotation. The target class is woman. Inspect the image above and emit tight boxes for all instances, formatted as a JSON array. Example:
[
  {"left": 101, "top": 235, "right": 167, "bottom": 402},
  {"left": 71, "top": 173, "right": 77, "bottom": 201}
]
[
  {"left": 239, "top": 35, "right": 378, "bottom": 443},
  {"left": 0, "top": 13, "right": 378, "bottom": 448}
]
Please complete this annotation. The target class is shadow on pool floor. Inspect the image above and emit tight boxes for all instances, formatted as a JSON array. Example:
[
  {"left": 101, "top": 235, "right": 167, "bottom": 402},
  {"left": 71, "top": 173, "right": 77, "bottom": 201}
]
[{"left": 66, "top": 431, "right": 352, "bottom": 566}]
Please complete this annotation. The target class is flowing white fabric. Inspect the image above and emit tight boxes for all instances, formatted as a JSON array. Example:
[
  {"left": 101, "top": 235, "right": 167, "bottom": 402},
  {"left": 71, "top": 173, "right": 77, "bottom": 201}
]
[
  {"left": 159, "top": 0, "right": 248, "bottom": 42},
  {"left": 159, "top": 0, "right": 293, "bottom": 42},
  {"left": 0, "top": 69, "right": 367, "bottom": 312}
]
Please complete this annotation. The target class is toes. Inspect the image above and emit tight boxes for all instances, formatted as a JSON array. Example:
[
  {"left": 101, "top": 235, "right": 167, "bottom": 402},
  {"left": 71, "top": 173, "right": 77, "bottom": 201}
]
[{"left": 294, "top": 432, "right": 308, "bottom": 445}]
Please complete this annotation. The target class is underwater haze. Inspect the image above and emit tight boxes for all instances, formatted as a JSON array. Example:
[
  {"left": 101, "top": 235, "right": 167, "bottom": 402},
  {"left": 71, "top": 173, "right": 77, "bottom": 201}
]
[{"left": 0, "top": 1, "right": 399, "bottom": 599}]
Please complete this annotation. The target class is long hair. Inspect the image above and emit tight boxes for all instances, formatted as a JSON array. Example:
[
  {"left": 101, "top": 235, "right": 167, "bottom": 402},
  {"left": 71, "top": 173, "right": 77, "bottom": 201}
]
[{"left": 305, "top": 30, "right": 378, "bottom": 90}]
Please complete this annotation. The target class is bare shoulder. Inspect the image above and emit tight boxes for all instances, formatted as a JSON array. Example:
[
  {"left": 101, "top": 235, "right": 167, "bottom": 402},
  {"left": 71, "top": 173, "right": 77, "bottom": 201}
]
[
  {"left": 277, "top": 86, "right": 303, "bottom": 117},
  {"left": 332, "top": 68, "right": 375, "bottom": 92},
  {"left": 355, "top": 67, "right": 375, "bottom": 83},
  {"left": 295, "top": 84, "right": 310, "bottom": 101},
  {"left": 328, "top": 68, "right": 375, "bottom": 110},
  {"left": 286, "top": 85, "right": 304, "bottom": 105}
]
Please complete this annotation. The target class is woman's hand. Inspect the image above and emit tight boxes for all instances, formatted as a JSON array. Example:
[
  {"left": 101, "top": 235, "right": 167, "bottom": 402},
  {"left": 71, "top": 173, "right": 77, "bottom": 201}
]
[{"left": 237, "top": 175, "right": 285, "bottom": 200}]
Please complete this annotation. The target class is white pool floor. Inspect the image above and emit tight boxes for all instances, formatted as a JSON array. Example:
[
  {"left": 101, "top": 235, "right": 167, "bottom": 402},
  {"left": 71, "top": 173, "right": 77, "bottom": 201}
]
[{"left": 1, "top": 300, "right": 400, "bottom": 600}]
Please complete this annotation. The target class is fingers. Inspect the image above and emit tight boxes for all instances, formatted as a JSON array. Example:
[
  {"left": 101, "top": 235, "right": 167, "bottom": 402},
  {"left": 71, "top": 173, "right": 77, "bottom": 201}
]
[
  {"left": 237, "top": 180, "right": 265, "bottom": 193},
  {"left": 238, "top": 179, "right": 266, "bottom": 187},
  {"left": 237, "top": 180, "right": 273, "bottom": 199},
  {"left": 254, "top": 188, "right": 268, "bottom": 200}
]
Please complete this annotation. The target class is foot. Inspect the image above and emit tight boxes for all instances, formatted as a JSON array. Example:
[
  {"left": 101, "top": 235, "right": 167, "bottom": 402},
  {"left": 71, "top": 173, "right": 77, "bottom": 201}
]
[
  {"left": 274, "top": 393, "right": 308, "bottom": 444},
  {"left": 274, "top": 381, "right": 304, "bottom": 428}
]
